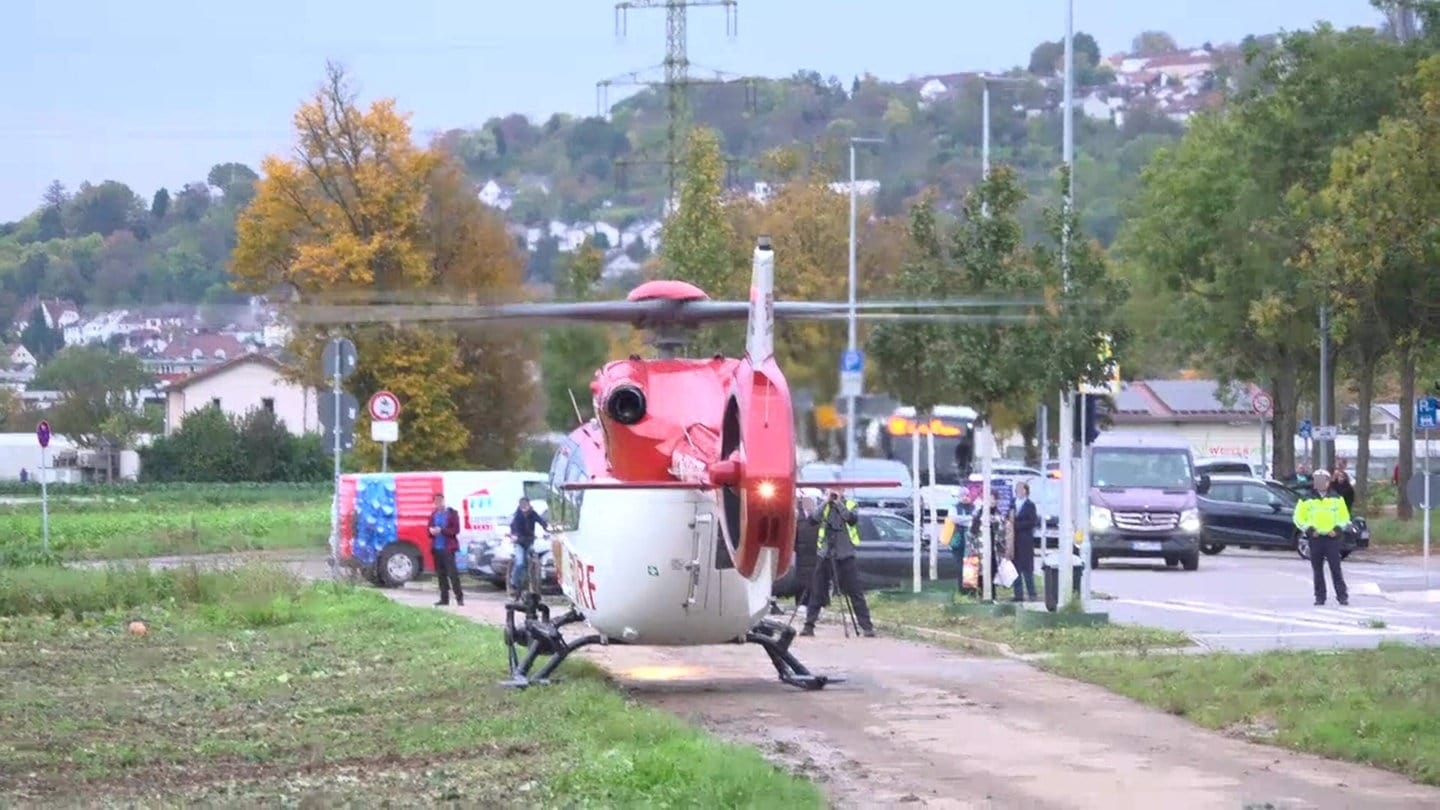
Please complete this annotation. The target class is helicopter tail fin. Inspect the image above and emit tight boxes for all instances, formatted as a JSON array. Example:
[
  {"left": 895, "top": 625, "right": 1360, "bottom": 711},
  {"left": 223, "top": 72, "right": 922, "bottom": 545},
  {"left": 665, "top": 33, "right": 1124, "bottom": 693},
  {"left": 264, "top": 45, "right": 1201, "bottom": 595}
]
[{"left": 744, "top": 236, "right": 775, "bottom": 366}]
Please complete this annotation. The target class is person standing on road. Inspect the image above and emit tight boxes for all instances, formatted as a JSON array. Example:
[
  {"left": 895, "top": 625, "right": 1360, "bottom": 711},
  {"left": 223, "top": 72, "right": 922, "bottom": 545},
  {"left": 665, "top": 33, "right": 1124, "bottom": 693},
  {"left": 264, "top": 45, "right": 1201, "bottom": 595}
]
[
  {"left": 1008, "top": 482, "right": 1039, "bottom": 602},
  {"left": 800, "top": 487, "right": 875, "bottom": 638},
  {"left": 1294, "top": 469, "right": 1350, "bottom": 606},
  {"left": 508, "top": 497, "right": 548, "bottom": 599},
  {"left": 429, "top": 493, "right": 463, "bottom": 607},
  {"left": 1331, "top": 459, "right": 1356, "bottom": 511}
]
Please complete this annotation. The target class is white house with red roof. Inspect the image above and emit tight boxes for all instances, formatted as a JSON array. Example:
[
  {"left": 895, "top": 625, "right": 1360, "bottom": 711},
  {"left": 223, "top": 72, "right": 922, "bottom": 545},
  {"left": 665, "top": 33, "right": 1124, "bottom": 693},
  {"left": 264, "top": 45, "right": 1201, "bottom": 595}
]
[
  {"left": 10, "top": 297, "right": 80, "bottom": 337},
  {"left": 143, "top": 332, "right": 253, "bottom": 385},
  {"left": 163, "top": 353, "right": 319, "bottom": 436}
]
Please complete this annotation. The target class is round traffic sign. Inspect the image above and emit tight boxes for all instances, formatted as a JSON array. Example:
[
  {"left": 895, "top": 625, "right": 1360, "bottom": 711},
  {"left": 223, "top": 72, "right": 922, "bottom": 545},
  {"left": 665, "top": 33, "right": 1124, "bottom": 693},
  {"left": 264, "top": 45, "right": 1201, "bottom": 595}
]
[
  {"left": 36, "top": 420, "right": 50, "bottom": 448},
  {"left": 1252, "top": 392, "right": 1273, "bottom": 416},
  {"left": 368, "top": 390, "right": 401, "bottom": 422}
]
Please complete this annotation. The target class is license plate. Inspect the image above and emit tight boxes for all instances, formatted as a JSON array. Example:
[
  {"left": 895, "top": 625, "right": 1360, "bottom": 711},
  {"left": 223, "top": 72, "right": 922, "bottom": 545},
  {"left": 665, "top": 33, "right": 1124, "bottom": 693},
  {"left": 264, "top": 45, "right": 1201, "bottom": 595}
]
[{"left": 1131, "top": 542, "right": 1162, "bottom": 552}]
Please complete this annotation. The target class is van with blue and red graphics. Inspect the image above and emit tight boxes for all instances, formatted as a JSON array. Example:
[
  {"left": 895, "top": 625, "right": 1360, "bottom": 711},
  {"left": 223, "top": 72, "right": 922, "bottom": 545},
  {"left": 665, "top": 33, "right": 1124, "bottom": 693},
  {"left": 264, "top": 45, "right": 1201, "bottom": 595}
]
[{"left": 336, "top": 470, "right": 549, "bottom": 587}]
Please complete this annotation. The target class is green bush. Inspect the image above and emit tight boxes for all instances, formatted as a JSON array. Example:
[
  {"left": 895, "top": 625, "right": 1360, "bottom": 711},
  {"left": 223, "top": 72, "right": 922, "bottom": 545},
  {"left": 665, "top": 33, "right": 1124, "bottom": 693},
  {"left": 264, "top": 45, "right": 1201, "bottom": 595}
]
[{"left": 141, "top": 405, "right": 330, "bottom": 483}]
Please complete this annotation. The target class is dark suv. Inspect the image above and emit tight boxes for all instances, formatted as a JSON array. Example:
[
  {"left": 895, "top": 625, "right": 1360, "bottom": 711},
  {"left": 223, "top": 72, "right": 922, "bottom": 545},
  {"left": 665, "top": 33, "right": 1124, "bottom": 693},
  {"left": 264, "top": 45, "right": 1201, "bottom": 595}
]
[{"left": 1197, "top": 474, "right": 1369, "bottom": 560}]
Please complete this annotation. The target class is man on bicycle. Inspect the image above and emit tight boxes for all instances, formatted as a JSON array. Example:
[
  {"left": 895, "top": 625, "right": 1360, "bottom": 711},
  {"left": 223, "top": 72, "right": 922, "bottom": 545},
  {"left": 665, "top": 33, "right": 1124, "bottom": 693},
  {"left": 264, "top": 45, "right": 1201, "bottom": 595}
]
[{"left": 508, "top": 497, "right": 549, "bottom": 599}]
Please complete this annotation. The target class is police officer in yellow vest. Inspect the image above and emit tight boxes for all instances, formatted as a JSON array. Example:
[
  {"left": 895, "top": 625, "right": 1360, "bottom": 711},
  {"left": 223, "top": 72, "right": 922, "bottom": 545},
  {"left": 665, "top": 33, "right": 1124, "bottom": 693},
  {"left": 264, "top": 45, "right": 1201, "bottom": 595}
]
[
  {"left": 1293, "top": 469, "right": 1350, "bottom": 606},
  {"left": 800, "top": 487, "right": 875, "bottom": 637}
]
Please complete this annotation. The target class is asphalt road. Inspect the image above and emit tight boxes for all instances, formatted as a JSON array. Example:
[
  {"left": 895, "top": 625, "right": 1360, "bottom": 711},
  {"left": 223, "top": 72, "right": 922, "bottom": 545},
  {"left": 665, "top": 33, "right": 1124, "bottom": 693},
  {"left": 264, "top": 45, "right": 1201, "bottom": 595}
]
[{"left": 1090, "top": 548, "right": 1440, "bottom": 652}]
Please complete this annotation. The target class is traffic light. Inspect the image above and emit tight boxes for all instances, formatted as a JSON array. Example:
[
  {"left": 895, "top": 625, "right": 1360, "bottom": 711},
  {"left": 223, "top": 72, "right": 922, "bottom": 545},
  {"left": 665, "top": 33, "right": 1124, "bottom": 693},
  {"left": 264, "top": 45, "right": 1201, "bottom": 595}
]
[{"left": 1071, "top": 393, "right": 1113, "bottom": 445}]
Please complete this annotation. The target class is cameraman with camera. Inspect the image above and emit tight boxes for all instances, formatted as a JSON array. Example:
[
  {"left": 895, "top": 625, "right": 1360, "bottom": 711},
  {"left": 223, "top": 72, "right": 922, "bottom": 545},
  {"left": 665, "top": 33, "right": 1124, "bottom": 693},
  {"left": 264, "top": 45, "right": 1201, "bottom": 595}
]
[
  {"left": 799, "top": 487, "right": 875, "bottom": 638},
  {"left": 1293, "top": 469, "right": 1350, "bottom": 606}
]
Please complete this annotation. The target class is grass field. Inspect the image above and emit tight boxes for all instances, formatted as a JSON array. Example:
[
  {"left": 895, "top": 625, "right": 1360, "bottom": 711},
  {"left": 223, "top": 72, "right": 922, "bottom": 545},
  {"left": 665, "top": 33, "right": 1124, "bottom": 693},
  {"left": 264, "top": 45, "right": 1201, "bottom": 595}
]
[
  {"left": 0, "top": 564, "right": 823, "bottom": 807},
  {"left": 1366, "top": 515, "right": 1432, "bottom": 550},
  {"left": 864, "top": 588, "right": 1193, "bottom": 655},
  {"left": 1042, "top": 644, "right": 1440, "bottom": 786},
  {"left": 0, "top": 483, "right": 330, "bottom": 565}
]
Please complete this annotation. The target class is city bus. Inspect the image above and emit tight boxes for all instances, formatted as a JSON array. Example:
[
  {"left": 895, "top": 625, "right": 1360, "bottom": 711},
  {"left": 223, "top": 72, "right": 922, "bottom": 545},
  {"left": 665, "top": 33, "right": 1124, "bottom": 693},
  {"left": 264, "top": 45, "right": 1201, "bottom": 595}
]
[{"left": 868, "top": 404, "right": 978, "bottom": 485}]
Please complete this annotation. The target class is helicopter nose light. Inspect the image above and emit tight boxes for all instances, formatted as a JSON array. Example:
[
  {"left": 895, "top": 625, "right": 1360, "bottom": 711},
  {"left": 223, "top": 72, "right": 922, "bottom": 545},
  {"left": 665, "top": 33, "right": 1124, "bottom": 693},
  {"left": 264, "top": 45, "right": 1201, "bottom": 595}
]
[
  {"left": 756, "top": 480, "right": 777, "bottom": 499},
  {"left": 605, "top": 385, "right": 647, "bottom": 425}
]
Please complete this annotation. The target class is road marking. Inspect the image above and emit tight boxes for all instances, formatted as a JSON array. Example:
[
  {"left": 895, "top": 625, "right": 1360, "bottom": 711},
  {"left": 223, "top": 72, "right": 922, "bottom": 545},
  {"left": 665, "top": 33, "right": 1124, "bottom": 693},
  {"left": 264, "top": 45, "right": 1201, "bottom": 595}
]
[
  {"left": 1192, "top": 631, "right": 1433, "bottom": 639},
  {"left": 1115, "top": 598, "right": 1430, "bottom": 635},
  {"left": 1169, "top": 598, "right": 1437, "bottom": 632},
  {"left": 1391, "top": 589, "right": 1440, "bottom": 604}
]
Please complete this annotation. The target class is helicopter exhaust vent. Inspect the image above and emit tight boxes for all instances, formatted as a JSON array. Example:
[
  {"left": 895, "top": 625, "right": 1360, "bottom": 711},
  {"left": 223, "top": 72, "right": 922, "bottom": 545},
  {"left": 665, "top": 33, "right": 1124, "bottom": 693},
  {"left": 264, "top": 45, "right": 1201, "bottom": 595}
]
[{"left": 605, "top": 384, "right": 647, "bottom": 426}]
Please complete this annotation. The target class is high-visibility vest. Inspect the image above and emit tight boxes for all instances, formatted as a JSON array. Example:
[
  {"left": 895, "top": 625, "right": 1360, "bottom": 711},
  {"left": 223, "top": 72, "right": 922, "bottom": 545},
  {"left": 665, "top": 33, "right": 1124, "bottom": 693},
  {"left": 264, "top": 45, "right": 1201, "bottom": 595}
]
[
  {"left": 817, "top": 500, "right": 861, "bottom": 548},
  {"left": 1294, "top": 492, "right": 1350, "bottom": 534}
]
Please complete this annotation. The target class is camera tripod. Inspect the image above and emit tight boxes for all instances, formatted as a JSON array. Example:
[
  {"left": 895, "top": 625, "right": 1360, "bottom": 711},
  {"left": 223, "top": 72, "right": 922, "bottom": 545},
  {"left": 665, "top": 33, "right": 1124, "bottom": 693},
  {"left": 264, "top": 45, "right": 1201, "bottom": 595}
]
[{"left": 784, "top": 554, "right": 862, "bottom": 638}]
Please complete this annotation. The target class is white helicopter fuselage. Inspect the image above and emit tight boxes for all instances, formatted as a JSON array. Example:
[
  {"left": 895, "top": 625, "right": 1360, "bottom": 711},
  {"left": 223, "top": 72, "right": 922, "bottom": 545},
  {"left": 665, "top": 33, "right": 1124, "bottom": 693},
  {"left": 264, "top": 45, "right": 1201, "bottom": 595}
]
[{"left": 551, "top": 485, "right": 776, "bottom": 646}]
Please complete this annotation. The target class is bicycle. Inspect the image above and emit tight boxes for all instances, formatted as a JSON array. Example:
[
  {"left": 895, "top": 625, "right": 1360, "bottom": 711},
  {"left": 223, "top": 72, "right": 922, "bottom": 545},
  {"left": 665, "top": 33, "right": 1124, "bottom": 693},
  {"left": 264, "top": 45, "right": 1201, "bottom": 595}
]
[{"left": 506, "top": 534, "right": 545, "bottom": 601}]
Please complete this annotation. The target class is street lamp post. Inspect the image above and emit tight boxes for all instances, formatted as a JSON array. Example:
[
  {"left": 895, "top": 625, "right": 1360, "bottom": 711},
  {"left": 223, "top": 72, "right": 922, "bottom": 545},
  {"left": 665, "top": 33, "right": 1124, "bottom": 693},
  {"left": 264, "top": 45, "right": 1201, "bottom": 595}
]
[
  {"left": 846, "top": 136, "right": 884, "bottom": 463},
  {"left": 979, "top": 74, "right": 1027, "bottom": 216},
  {"left": 1057, "top": 0, "right": 1081, "bottom": 609}
]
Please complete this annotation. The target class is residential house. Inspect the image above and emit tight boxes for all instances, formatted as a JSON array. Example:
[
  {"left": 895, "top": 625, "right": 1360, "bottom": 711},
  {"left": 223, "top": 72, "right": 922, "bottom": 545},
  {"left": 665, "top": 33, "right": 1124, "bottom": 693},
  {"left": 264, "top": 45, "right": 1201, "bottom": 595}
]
[
  {"left": 477, "top": 179, "right": 514, "bottom": 211},
  {"left": 143, "top": 332, "right": 252, "bottom": 386},
  {"left": 164, "top": 353, "right": 319, "bottom": 436},
  {"left": 602, "top": 253, "right": 643, "bottom": 281},
  {"left": 1111, "top": 378, "right": 1270, "bottom": 462},
  {"left": 3, "top": 344, "right": 36, "bottom": 369},
  {"left": 1370, "top": 404, "right": 1403, "bottom": 440},
  {"left": 10, "top": 297, "right": 80, "bottom": 338}
]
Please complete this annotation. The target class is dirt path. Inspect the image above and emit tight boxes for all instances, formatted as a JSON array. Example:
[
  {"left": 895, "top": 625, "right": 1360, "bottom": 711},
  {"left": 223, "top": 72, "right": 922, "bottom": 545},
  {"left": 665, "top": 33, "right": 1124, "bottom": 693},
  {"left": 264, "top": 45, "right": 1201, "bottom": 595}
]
[{"left": 384, "top": 586, "right": 1440, "bottom": 810}]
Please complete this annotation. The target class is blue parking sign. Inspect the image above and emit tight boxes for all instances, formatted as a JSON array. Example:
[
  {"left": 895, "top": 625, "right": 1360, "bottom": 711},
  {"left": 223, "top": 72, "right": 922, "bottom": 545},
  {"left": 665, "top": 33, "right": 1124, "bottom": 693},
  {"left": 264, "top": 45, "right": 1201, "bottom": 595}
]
[{"left": 1418, "top": 397, "right": 1439, "bottom": 431}]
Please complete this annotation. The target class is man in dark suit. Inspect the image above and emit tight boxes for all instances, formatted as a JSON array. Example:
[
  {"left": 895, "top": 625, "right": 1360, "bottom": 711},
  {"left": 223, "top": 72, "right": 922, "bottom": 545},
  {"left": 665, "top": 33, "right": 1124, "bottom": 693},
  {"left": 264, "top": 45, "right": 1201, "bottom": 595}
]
[
  {"left": 1009, "top": 481, "right": 1039, "bottom": 602},
  {"left": 428, "top": 493, "right": 463, "bottom": 606}
]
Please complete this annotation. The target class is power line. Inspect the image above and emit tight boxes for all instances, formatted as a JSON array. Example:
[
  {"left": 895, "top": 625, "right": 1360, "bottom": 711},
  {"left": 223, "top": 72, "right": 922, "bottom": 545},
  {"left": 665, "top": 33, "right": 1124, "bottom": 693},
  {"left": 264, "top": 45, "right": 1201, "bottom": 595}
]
[{"left": 597, "top": 1, "right": 752, "bottom": 205}]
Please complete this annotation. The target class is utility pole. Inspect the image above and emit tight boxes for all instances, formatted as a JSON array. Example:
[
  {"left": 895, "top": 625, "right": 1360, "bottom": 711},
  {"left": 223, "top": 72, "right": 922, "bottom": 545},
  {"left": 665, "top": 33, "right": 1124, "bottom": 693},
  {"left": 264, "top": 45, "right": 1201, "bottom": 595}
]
[
  {"left": 1057, "top": 0, "right": 1080, "bottom": 609},
  {"left": 1319, "top": 304, "right": 1332, "bottom": 471},
  {"left": 599, "top": 1, "right": 750, "bottom": 209},
  {"left": 846, "top": 136, "right": 884, "bottom": 463}
]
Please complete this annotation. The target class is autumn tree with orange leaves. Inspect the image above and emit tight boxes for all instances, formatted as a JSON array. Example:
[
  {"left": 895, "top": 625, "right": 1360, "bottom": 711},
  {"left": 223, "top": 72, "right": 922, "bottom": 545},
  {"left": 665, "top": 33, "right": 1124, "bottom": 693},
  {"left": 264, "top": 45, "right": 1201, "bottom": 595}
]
[{"left": 230, "top": 63, "right": 537, "bottom": 470}]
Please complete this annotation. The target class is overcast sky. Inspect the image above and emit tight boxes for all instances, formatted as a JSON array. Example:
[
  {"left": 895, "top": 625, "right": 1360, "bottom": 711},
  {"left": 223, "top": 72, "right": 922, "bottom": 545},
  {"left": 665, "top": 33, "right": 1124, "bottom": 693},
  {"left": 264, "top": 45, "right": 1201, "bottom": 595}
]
[{"left": 0, "top": 0, "right": 1384, "bottom": 220}]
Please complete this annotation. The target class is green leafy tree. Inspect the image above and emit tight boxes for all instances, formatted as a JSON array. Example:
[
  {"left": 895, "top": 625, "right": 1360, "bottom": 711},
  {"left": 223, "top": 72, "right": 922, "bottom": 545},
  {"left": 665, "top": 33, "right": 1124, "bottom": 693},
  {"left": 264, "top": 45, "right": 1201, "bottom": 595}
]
[
  {"left": 1131, "top": 31, "right": 1178, "bottom": 56},
  {"left": 660, "top": 127, "right": 737, "bottom": 295},
  {"left": 31, "top": 346, "right": 152, "bottom": 450},
  {"left": 541, "top": 240, "right": 610, "bottom": 430},
  {"left": 659, "top": 126, "right": 742, "bottom": 355},
  {"left": 150, "top": 188, "right": 170, "bottom": 220},
  {"left": 869, "top": 196, "right": 961, "bottom": 426},
  {"left": 1116, "top": 24, "right": 1416, "bottom": 478},
  {"left": 19, "top": 306, "right": 62, "bottom": 363},
  {"left": 1304, "top": 54, "right": 1440, "bottom": 513}
]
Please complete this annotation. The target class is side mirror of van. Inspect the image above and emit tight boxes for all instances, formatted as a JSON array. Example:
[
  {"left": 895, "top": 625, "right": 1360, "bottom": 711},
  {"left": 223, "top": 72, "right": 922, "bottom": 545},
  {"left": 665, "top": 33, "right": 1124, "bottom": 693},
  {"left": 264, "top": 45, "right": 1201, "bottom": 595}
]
[{"left": 1196, "top": 474, "right": 1211, "bottom": 495}]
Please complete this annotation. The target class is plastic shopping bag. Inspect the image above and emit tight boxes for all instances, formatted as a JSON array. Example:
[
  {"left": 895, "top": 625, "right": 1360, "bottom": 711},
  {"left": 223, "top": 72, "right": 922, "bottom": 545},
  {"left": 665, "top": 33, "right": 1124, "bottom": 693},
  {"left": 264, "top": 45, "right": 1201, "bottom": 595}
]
[
  {"left": 962, "top": 556, "right": 980, "bottom": 590},
  {"left": 997, "top": 558, "right": 1019, "bottom": 588}
]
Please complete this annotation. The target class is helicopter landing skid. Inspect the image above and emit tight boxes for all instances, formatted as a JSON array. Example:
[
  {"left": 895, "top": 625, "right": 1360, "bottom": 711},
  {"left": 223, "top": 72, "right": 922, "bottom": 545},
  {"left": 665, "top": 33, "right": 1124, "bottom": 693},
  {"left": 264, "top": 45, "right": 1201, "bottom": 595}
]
[
  {"left": 499, "top": 593, "right": 601, "bottom": 689},
  {"left": 746, "top": 618, "right": 846, "bottom": 691}
]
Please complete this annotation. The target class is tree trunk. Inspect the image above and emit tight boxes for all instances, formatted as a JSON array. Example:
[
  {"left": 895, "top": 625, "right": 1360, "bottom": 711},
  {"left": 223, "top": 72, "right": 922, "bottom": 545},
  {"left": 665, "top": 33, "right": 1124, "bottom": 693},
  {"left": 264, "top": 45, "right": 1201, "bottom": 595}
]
[
  {"left": 1322, "top": 344, "right": 1340, "bottom": 471},
  {"left": 1020, "top": 418, "right": 1038, "bottom": 467},
  {"left": 1398, "top": 345, "right": 1416, "bottom": 520},
  {"left": 1354, "top": 358, "right": 1376, "bottom": 511},
  {"left": 1271, "top": 358, "right": 1299, "bottom": 478}
]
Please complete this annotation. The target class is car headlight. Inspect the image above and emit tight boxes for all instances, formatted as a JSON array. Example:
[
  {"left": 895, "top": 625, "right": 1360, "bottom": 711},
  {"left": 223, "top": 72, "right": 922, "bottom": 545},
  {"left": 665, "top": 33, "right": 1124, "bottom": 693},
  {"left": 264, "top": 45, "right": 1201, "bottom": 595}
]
[
  {"left": 1180, "top": 508, "right": 1201, "bottom": 532},
  {"left": 1089, "top": 505, "right": 1113, "bottom": 531}
]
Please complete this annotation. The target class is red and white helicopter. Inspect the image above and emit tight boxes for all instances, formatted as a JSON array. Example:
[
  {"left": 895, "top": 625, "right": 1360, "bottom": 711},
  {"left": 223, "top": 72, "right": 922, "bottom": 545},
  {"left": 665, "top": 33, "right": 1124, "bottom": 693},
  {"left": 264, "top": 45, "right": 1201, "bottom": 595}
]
[{"left": 295, "top": 237, "right": 1040, "bottom": 689}]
